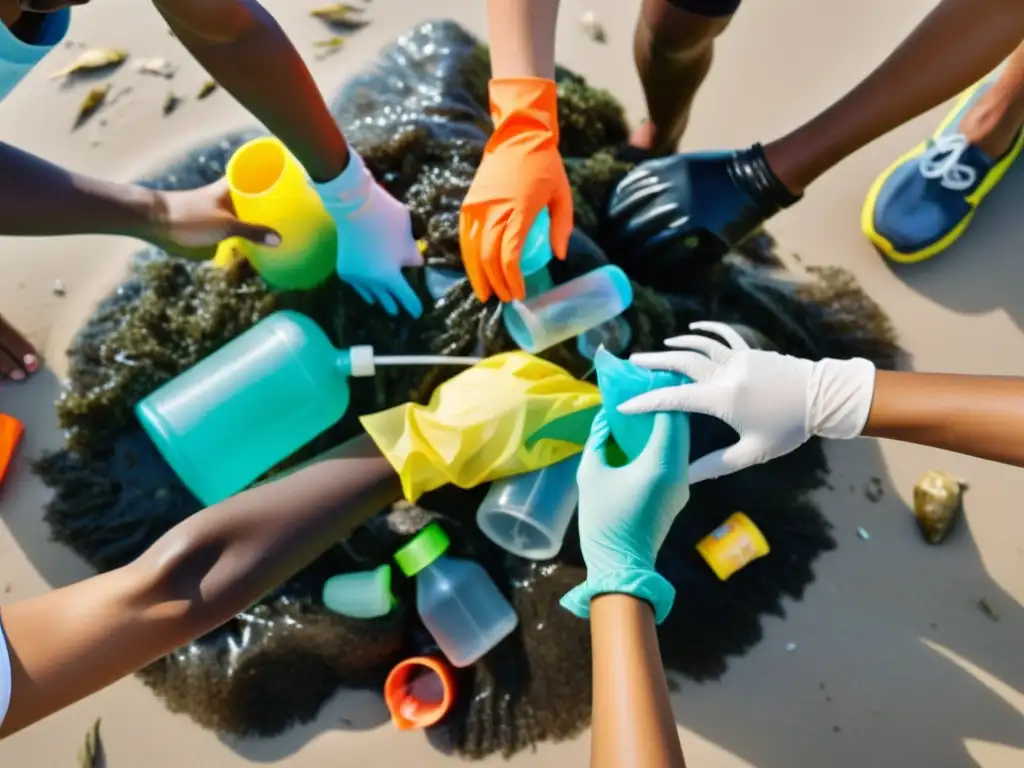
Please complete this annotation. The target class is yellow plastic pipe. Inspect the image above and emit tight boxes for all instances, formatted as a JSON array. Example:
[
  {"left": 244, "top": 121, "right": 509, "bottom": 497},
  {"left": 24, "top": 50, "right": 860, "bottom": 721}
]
[{"left": 225, "top": 137, "right": 337, "bottom": 291}]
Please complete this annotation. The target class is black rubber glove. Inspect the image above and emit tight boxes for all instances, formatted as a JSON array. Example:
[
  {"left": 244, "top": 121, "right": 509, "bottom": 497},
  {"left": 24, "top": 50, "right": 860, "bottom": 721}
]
[{"left": 606, "top": 143, "right": 801, "bottom": 287}]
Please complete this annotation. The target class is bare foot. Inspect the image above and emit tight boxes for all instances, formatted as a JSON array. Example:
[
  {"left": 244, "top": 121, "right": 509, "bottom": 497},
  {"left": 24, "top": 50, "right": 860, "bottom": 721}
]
[{"left": 0, "top": 314, "right": 40, "bottom": 381}]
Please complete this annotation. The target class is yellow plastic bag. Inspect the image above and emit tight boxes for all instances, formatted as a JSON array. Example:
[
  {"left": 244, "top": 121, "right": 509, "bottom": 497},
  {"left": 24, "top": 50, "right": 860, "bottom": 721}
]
[{"left": 360, "top": 352, "right": 601, "bottom": 501}]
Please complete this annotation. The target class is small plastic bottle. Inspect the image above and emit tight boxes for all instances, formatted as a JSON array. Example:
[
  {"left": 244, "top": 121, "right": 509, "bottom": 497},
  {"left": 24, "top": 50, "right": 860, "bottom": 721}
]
[
  {"left": 136, "top": 310, "right": 375, "bottom": 505},
  {"left": 394, "top": 523, "right": 519, "bottom": 667},
  {"left": 503, "top": 265, "right": 633, "bottom": 354}
]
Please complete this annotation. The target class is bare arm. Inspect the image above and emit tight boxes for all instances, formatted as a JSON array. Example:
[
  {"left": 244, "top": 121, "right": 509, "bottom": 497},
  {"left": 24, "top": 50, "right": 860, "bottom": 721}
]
[
  {"left": 152, "top": 0, "right": 348, "bottom": 182},
  {"left": 861, "top": 370, "right": 1024, "bottom": 468},
  {"left": 0, "top": 435, "right": 399, "bottom": 737},
  {"left": 0, "top": 142, "right": 156, "bottom": 237},
  {"left": 486, "top": 0, "right": 560, "bottom": 79},
  {"left": 590, "top": 594, "right": 686, "bottom": 768}
]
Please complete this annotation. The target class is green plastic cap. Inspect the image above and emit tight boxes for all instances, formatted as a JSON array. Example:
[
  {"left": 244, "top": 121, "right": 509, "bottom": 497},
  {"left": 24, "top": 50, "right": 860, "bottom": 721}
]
[{"left": 394, "top": 522, "right": 450, "bottom": 577}]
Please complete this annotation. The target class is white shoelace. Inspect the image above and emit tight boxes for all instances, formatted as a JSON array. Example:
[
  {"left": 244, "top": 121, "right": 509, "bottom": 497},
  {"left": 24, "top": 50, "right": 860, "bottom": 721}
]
[{"left": 918, "top": 133, "right": 977, "bottom": 192}]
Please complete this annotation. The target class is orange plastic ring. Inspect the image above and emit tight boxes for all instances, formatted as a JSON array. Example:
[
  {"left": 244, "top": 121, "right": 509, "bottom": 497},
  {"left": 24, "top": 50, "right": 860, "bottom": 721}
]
[
  {"left": 0, "top": 414, "right": 24, "bottom": 488},
  {"left": 383, "top": 655, "right": 456, "bottom": 731}
]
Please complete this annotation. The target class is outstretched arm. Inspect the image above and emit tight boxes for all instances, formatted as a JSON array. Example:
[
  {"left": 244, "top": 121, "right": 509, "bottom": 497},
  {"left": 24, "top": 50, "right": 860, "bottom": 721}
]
[
  {"left": 862, "top": 370, "right": 1024, "bottom": 467},
  {"left": 0, "top": 435, "right": 399, "bottom": 737},
  {"left": 623, "top": 322, "right": 1024, "bottom": 484},
  {"left": 590, "top": 594, "right": 687, "bottom": 768},
  {"left": 486, "top": 0, "right": 560, "bottom": 79},
  {"left": 152, "top": 0, "right": 348, "bottom": 182}
]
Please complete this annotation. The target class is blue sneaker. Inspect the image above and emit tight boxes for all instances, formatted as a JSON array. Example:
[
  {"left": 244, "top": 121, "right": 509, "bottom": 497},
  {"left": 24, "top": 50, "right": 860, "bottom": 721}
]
[{"left": 862, "top": 74, "right": 1024, "bottom": 263}]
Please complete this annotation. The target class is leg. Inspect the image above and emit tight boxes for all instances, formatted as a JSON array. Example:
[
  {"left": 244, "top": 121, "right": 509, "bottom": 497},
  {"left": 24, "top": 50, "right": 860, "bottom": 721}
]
[
  {"left": 960, "top": 41, "right": 1024, "bottom": 158},
  {"left": 630, "top": 0, "right": 737, "bottom": 156},
  {"left": 763, "top": 0, "right": 1024, "bottom": 194},
  {"left": 0, "top": 314, "right": 40, "bottom": 381},
  {"left": 862, "top": 41, "right": 1024, "bottom": 262}
]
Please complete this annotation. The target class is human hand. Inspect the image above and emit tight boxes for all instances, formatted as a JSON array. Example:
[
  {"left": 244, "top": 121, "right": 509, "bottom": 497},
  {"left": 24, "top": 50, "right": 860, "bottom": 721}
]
[
  {"left": 459, "top": 78, "right": 573, "bottom": 303},
  {"left": 560, "top": 407, "right": 690, "bottom": 624},
  {"left": 606, "top": 145, "right": 801, "bottom": 287},
  {"left": 621, "top": 321, "right": 877, "bottom": 483},
  {"left": 318, "top": 151, "right": 424, "bottom": 318},
  {"left": 145, "top": 178, "right": 281, "bottom": 262}
]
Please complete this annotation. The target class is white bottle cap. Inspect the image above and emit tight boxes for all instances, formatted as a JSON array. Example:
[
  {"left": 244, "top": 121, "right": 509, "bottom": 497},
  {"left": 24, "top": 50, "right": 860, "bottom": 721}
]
[{"left": 348, "top": 345, "right": 376, "bottom": 377}]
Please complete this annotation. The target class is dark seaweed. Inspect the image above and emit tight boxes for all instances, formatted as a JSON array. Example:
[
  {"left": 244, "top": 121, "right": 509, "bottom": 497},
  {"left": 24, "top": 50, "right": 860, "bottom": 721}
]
[{"left": 35, "top": 20, "right": 901, "bottom": 759}]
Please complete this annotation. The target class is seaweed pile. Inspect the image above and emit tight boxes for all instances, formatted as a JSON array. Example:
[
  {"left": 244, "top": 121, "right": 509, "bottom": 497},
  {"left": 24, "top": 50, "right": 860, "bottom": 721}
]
[{"left": 35, "top": 21, "right": 901, "bottom": 759}]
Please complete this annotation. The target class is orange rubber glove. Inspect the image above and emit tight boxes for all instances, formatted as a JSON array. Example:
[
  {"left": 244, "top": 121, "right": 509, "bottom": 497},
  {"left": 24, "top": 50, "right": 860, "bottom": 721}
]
[{"left": 459, "top": 77, "right": 574, "bottom": 303}]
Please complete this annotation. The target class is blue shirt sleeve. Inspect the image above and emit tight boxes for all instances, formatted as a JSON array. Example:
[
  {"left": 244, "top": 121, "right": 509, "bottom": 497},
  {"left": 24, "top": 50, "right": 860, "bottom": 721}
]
[{"left": 0, "top": 9, "right": 71, "bottom": 104}]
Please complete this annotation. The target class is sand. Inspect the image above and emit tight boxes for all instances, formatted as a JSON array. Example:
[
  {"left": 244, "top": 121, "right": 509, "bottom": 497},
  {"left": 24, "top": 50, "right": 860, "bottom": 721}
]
[{"left": 1, "top": 0, "right": 1023, "bottom": 765}]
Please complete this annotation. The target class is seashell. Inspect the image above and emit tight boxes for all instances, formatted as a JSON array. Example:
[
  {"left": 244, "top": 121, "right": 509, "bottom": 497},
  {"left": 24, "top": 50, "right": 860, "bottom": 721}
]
[{"left": 913, "top": 469, "right": 962, "bottom": 545}]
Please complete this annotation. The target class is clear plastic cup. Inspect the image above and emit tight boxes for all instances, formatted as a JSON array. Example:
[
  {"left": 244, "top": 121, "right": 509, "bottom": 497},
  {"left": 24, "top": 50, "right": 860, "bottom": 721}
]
[
  {"left": 476, "top": 455, "right": 581, "bottom": 560},
  {"left": 322, "top": 564, "right": 395, "bottom": 619},
  {"left": 503, "top": 265, "right": 633, "bottom": 354}
]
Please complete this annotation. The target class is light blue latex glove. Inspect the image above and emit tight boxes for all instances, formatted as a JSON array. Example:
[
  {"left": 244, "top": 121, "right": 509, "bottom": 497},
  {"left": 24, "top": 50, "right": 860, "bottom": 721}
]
[
  {"left": 316, "top": 150, "right": 424, "bottom": 318},
  {"left": 560, "top": 407, "right": 690, "bottom": 624}
]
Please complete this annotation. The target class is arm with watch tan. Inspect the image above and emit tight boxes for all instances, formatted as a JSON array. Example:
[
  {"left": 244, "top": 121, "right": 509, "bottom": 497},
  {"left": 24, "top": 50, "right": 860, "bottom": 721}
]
[{"left": 621, "top": 321, "right": 1024, "bottom": 481}]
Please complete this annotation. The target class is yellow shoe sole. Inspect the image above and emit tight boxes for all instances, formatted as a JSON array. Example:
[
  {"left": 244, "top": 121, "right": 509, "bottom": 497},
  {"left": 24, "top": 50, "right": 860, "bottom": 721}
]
[{"left": 861, "top": 77, "right": 1024, "bottom": 264}]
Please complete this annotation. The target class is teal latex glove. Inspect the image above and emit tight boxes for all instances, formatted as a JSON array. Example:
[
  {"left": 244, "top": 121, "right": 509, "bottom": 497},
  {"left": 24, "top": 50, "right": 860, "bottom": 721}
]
[
  {"left": 560, "top": 407, "right": 690, "bottom": 624},
  {"left": 316, "top": 150, "right": 424, "bottom": 318}
]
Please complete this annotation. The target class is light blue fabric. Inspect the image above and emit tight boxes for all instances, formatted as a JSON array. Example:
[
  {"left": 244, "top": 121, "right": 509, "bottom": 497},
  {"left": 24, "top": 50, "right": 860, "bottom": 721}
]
[
  {"left": 560, "top": 407, "right": 691, "bottom": 624},
  {"left": 0, "top": 9, "right": 70, "bottom": 104}
]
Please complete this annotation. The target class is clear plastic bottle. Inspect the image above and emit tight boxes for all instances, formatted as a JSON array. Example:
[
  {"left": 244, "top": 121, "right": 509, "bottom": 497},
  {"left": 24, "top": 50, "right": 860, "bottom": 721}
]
[
  {"left": 503, "top": 265, "right": 633, "bottom": 354},
  {"left": 394, "top": 523, "right": 519, "bottom": 667},
  {"left": 136, "top": 311, "right": 375, "bottom": 505}
]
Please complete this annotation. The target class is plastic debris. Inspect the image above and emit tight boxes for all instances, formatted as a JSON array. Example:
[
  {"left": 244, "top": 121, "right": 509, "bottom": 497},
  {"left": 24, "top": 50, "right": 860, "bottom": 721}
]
[
  {"left": 856, "top": 526, "right": 870, "bottom": 541},
  {"left": 53, "top": 279, "right": 66, "bottom": 297},
  {"left": 785, "top": 642, "right": 797, "bottom": 652}
]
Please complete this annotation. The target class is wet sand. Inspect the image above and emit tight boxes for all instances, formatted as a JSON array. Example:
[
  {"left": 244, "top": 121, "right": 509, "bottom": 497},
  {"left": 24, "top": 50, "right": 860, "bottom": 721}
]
[{"left": 1, "top": 0, "right": 1023, "bottom": 766}]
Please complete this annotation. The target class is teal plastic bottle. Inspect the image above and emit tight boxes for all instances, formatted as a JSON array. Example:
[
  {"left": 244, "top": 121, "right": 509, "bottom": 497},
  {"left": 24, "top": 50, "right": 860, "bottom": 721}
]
[{"left": 136, "top": 310, "right": 373, "bottom": 505}]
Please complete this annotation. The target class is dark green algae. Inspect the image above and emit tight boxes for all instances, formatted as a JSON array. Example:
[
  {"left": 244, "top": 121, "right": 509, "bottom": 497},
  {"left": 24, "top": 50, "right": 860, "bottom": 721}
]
[{"left": 35, "top": 20, "right": 901, "bottom": 759}]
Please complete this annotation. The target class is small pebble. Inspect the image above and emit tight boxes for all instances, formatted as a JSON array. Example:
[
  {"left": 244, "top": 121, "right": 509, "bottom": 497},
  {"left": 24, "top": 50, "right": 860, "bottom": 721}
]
[
  {"left": 784, "top": 642, "right": 797, "bottom": 652},
  {"left": 580, "top": 11, "right": 607, "bottom": 42},
  {"left": 856, "top": 526, "right": 870, "bottom": 541}
]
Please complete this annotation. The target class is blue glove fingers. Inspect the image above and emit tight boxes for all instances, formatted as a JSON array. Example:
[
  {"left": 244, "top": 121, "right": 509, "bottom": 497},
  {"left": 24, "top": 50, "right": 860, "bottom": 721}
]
[
  {"left": 371, "top": 284, "right": 400, "bottom": 316},
  {"left": 389, "top": 275, "right": 424, "bottom": 319},
  {"left": 350, "top": 281, "right": 376, "bottom": 307},
  {"left": 560, "top": 568, "right": 677, "bottom": 624}
]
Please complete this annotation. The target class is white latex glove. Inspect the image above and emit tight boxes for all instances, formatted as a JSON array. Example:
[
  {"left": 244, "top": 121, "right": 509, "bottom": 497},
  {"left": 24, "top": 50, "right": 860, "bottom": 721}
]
[
  {"left": 620, "top": 321, "right": 877, "bottom": 483},
  {"left": 316, "top": 150, "right": 424, "bottom": 318}
]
